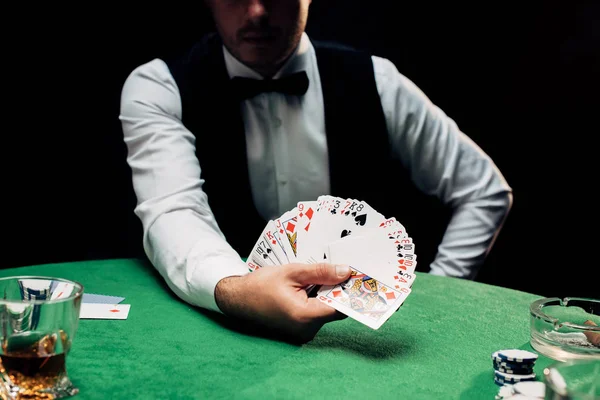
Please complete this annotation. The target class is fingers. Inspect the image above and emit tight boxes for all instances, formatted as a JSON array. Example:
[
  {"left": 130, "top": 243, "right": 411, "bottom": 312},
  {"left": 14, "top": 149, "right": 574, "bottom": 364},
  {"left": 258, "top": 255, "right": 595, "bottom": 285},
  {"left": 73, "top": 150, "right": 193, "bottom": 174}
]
[
  {"left": 286, "top": 263, "right": 351, "bottom": 287},
  {"left": 303, "top": 298, "right": 347, "bottom": 323}
]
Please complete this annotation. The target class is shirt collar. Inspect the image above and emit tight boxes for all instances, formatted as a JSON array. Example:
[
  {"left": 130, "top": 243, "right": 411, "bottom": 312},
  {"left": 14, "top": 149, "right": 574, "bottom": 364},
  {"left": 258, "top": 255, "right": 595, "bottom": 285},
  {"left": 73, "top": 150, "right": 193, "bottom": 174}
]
[{"left": 223, "top": 32, "right": 311, "bottom": 80}]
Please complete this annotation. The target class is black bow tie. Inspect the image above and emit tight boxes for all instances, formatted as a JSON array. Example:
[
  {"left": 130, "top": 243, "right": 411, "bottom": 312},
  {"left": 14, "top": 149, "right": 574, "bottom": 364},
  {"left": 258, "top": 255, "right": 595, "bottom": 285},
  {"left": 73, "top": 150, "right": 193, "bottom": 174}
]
[{"left": 229, "top": 71, "right": 309, "bottom": 100}]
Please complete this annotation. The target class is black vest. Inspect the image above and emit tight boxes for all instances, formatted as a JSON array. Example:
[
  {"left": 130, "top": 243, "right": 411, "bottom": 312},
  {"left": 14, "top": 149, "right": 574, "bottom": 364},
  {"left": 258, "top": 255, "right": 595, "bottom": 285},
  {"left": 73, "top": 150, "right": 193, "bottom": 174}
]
[{"left": 164, "top": 33, "right": 449, "bottom": 269}]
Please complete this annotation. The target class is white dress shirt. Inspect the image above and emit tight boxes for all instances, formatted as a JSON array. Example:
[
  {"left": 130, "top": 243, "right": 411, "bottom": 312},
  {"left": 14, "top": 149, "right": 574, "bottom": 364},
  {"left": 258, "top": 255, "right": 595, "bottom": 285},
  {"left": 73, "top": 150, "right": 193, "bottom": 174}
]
[{"left": 119, "top": 32, "right": 513, "bottom": 313}]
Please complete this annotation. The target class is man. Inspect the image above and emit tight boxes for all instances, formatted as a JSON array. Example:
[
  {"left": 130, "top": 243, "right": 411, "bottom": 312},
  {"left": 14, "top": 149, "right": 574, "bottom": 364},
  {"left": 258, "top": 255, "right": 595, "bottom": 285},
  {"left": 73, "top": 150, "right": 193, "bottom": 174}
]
[{"left": 119, "top": 0, "right": 512, "bottom": 341}]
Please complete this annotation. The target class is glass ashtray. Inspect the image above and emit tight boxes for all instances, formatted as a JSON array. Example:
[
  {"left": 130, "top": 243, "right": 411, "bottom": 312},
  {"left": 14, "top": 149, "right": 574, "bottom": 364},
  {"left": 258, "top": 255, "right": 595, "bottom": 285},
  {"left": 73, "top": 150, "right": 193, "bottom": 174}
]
[
  {"left": 530, "top": 297, "right": 600, "bottom": 361},
  {"left": 544, "top": 359, "right": 600, "bottom": 399}
]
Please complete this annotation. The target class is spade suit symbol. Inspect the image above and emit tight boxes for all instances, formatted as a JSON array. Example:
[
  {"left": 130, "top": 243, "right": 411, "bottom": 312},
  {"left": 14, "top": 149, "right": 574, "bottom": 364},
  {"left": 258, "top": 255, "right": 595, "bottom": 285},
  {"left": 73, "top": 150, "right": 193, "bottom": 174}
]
[
  {"left": 351, "top": 211, "right": 357, "bottom": 216},
  {"left": 341, "top": 229, "right": 351, "bottom": 238},
  {"left": 354, "top": 214, "right": 367, "bottom": 226}
]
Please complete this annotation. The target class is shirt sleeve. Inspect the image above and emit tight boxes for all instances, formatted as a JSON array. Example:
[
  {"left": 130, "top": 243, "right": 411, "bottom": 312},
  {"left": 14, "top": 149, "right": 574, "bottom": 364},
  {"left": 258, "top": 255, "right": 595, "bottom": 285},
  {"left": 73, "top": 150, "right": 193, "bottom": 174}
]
[
  {"left": 119, "top": 58, "right": 250, "bottom": 312},
  {"left": 372, "top": 55, "right": 513, "bottom": 279}
]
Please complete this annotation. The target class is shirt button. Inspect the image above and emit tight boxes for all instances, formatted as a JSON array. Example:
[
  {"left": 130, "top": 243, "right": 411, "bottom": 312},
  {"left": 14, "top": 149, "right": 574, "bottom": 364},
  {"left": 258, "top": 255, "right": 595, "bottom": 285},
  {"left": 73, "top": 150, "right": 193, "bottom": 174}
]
[{"left": 273, "top": 117, "right": 282, "bottom": 128}]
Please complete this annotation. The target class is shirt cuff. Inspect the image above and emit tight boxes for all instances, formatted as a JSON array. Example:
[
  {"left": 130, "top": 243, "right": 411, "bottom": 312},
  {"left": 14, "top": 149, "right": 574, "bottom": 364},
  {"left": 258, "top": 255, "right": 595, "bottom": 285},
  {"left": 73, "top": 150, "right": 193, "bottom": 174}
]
[{"left": 186, "top": 248, "right": 250, "bottom": 314}]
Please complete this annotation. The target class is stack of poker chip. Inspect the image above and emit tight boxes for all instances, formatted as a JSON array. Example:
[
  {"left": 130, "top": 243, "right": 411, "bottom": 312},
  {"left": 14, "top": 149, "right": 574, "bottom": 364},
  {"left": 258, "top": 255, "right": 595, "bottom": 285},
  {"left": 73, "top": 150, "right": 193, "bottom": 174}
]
[{"left": 492, "top": 349, "right": 538, "bottom": 387}]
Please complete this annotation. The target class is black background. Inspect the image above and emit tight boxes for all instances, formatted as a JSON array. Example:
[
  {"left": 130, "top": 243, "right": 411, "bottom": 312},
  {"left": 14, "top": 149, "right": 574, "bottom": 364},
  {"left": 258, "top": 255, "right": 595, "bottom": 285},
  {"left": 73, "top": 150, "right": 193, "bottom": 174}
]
[{"left": 5, "top": 2, "right": 599, "bottom": 298}]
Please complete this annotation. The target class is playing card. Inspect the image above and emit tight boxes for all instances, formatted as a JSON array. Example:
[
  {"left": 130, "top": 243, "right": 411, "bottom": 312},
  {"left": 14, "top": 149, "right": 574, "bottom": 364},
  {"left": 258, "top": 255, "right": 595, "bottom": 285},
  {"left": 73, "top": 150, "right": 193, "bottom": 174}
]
[
  {"left": 50, "top": 282, "right": 74, "bottom": 300},
  {"left": 246, "top": 195, "right": 418, "bottom": 330},
  {"left": 295, "top": 200, "right": 318, "bottom": 260},
  {"left": 387, "top": 234, "right": 417, "bottom": 274},
  {"left": 327, "top": 229, "right": 417, "bottom": 289},
  {"left": 378, "top": 217, "right": 408, "bottom": 238},
  {"left": 79, "top": 303, "right": 131, "bottom": 320},
  {"left": 299, "top": 196, "right": 387, "bottom": 264},
  {"left": 274, "top": 211, "right": 297, "bottom": 263},
  {"left": 316, "top": 266, "right": 411, "bottom": 330},
  {"left": 279, "top": 207, "right": 299, "bottom": 259},
  {"left": 82, "top": 293, "right": 126, "bottom": 304},
  {"left": 247, "top": 221, "right": 288, "bottom": 269},
  {"left": 264, "top": 220, "right": 291, "bottom": 264},
  {"left": 247, "top": 260, "right": 261, "bottom": 272}
]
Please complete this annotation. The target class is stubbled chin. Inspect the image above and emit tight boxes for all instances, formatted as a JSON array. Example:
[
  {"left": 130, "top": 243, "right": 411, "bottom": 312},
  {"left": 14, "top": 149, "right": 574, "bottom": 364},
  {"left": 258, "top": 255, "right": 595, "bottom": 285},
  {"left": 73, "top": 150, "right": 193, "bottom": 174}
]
[
  {"left": 239, "top": 46, "right": 280, "bottom": 64},
  {"left": 240, "top": 40, "right": 279, "bottom": 53}
]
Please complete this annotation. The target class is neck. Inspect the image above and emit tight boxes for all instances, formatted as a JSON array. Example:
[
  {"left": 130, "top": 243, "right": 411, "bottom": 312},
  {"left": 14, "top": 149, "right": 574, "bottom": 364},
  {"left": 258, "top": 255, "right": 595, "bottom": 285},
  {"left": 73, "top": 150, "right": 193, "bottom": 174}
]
[
  {"left": 244, "top": 47, "right": 296, "bottom": 79},
  {"left": 226, "top": 38, "right": 303, "bottom": 79},
  {"left": 251, "top": 62, "right": 284, "bottom": 79}
]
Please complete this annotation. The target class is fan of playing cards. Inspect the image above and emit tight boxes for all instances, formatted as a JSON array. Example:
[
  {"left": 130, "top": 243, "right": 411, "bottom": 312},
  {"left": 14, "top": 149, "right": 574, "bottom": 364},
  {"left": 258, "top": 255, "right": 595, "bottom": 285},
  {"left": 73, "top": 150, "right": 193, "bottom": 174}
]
[{"left": 246, "top": 195, "right": 417, "bottom": 330}]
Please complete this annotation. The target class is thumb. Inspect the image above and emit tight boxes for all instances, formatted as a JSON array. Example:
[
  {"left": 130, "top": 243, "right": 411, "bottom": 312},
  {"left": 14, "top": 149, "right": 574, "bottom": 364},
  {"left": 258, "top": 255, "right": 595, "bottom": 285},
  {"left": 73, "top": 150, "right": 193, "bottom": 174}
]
[{"left": 287, "top": 263, "right": 352, "bottom": 287}]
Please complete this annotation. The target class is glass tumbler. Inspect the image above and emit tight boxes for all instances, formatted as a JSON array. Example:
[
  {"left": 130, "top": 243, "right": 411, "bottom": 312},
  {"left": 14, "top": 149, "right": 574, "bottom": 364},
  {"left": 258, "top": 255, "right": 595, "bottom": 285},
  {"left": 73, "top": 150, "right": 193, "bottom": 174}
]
[{"left": 0, "top": 276, "right": 83, "bottom": 399}]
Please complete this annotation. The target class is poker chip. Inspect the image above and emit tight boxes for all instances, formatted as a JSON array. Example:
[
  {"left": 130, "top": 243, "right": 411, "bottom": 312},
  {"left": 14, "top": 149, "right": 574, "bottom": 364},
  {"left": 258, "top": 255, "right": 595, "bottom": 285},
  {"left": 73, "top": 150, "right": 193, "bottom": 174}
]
[
  {"left": 512, "top": 381, "right": 546, "bottom": 398},
  {"left": 493, "top": 359, "right": 535, "bottom": 368},
  {"left": 495, "top": 378, "right": 536, "bottom": 388},
  {"left": 494, "top": 370, "right": 537, "bottom": 384},
  {"left": 495, "top": 384, "right": 515, "bottom": 399},
  {"left": 494, "top": 376, "right": 537, "bottom": 387},
  {"left": 494, "top": 377, "right": 535, "bottom": 387},
  {"left": 493, "top": 360, "right": 534, "bottom": 368},
  {"left": 18, "top": 278, "right": 52, "bottom": 300},
  {"left": 492, "top": 349, "right": 538, "bottom": 363},
  {"left": 494, "top": 377, "right": 507, "bottom": 386},
  {"left": 493, "top": 361, "right": 534, "bottom": 375},
  {"left": 494, "top": 366, "right": 532, "bottom": 375}
]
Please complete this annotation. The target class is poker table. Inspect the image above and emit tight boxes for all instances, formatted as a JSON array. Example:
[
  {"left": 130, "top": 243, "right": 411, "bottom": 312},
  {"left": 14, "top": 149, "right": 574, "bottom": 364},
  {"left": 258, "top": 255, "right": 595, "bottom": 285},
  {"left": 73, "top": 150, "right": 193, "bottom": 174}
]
[{"left": 0, "top": 258, "right": 556, "bottom": 399}]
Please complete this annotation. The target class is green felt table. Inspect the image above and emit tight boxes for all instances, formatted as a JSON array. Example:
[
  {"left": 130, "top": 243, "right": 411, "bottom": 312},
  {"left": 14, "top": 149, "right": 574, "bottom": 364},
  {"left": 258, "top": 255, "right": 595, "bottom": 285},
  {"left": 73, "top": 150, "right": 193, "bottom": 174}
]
[{"left": 0, "top": 259, "right": 556, "bottom": 399}]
